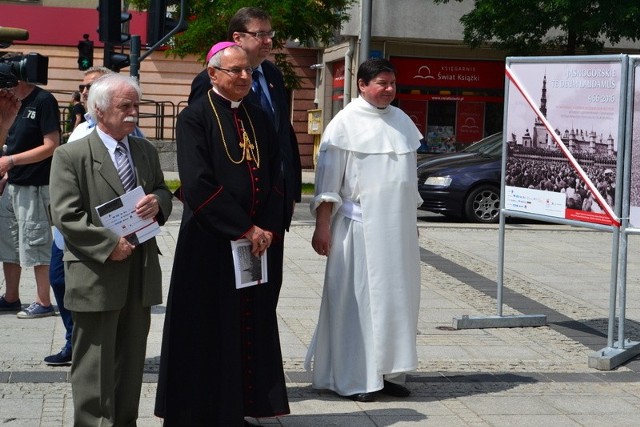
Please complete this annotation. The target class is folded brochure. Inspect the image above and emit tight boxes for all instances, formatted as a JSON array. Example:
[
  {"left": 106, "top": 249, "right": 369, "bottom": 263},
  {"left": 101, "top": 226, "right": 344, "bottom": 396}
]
[
  {"left": 231, "top": 238, "right": 268, "bottom": 288},
  {"left": 95, "top": 186, "right": 160, "bottom": 245}
]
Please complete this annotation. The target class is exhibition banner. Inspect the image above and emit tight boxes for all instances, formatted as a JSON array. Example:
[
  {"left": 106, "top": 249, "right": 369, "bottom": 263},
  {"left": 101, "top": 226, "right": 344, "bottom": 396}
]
[{"left": 504, "top": 58, "right": 624, "bottom": 226}]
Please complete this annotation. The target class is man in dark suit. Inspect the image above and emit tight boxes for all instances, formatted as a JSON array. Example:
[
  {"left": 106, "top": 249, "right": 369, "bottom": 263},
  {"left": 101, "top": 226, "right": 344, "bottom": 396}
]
[{"left": 49, "top": 73, "right": 173, "bottom": 426}]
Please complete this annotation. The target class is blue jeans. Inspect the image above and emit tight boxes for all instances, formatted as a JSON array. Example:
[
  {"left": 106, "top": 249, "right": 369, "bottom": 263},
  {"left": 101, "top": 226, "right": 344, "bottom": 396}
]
[{"left": 49, "top": 242, "right": 72, "bottom": 353}]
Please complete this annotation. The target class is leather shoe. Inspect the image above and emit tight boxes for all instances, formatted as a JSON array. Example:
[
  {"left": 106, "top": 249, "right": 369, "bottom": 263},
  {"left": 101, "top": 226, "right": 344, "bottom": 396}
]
[
  {"left": 244, "top": 420, "right": 260, "bottom": 426},
  {"left": 347, "top": 392, "right": 376, "bottom": 402},
  {"left": 380, "top": 380, "right": 410, "bottom": 397},
  {"left": 43, "top": 349, "right": 72, "bottom": 366}
]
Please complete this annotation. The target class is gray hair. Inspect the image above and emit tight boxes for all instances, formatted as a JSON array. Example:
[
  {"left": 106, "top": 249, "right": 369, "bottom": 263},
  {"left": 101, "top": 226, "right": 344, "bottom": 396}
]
[
  {"left": 83, "top": 66, "right": 112, "bottom": 77},
  {"left": 87, "top": 73, "right": 142, "bottom": 119}
]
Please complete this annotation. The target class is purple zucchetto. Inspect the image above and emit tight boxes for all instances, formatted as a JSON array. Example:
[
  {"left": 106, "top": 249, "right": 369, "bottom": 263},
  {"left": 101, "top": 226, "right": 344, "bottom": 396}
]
[{"left": 206, "top": 41, "right": 238, "bottom": 63}]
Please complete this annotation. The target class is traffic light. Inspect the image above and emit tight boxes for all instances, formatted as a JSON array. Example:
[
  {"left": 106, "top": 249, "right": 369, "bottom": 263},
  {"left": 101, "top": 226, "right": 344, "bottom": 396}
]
[
  {"left": 104, "top": 44, "right": 131, "bottom": 72},
  {"left": 98, "top": 1, "right": 132, "bottom": 72},
  {"left": 147, "top": 0, "right": 187, "bottom": 46},
  {"left": 77, "top": 35, "right": 93, "bottom": 71},
  {"left": 98, "top": 0, "right": 132, "bottom": 44}
]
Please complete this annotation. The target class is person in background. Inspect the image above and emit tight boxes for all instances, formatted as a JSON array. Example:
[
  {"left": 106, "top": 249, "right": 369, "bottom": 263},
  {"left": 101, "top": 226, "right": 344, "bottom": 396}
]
[
  {"left": 0, "top": 89, "right": 21, "bottom": 195},
  {"left": 305, "top": 58, "right": 423, "bottom": 403},
  {"left": 49, "top": 73, "right": 172, "bottom": 425},
  {"left": 42, "top": 216, "right": 73, "bottom": 365},
  {"left": 70, "top": 90, "right": 85, "bottom": 130},
  {"left": 0, "top": 79, "right": 59, "bottom": 319},
  {"left": 70, "top": 66, "right": 143, "bottom": 142},
  {"left": 68, "top": 66, "right": 112, "bottom": 142},
  {"left": 155, "top": 42, "right": 288, "bottom": 427}
]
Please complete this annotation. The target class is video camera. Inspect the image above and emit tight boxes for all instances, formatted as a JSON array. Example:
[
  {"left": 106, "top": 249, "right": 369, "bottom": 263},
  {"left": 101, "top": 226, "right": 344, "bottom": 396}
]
[{"left": 0, "top": 52, "right": 49, "bottom": 88}]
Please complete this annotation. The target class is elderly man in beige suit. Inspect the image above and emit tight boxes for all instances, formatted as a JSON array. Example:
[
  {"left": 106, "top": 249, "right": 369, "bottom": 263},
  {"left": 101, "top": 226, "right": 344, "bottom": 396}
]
[{"left": 49, "top": 73, "right": 172, "bottom": 426}]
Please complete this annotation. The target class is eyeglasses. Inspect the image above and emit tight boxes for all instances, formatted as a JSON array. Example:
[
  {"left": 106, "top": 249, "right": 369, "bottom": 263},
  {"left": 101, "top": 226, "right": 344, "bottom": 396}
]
[
  {"left": 241, "top": 30, "right": 276, "bottom": 40},
  {"left": 79, "top": 83, "right": 91, "bottom": 92},
  {"left": 213, "top": 66, "right": 253, "bottom": 77}
]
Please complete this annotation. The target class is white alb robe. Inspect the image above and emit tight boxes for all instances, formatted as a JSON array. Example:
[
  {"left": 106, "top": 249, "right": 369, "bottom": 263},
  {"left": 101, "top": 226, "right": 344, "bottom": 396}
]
[{"left": 304, "top": 96, "right": 423, "bottom": 395}]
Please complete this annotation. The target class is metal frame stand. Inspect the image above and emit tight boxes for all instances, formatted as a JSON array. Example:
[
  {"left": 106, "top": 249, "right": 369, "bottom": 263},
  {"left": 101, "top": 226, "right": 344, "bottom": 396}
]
[
  {"left": 588, "top": 58, "right": 638, "bottom": 370},
  {"left": 452, "top": 209, "right": 547, "bottom": 330},
  {"left": 452, "top": 56, "right": 636, "bottom": 372}
]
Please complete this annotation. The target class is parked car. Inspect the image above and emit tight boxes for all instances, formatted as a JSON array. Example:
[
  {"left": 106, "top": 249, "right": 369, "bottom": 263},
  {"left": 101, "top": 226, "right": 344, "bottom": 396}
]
[{"left": 417, "top": 132, "right": 503, "bottom": 223}]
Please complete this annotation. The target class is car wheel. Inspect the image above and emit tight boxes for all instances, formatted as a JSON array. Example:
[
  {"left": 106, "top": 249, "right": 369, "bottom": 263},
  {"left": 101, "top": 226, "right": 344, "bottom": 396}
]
[{"left": 464, "top": 185, "right": 500, "bottom": 223}]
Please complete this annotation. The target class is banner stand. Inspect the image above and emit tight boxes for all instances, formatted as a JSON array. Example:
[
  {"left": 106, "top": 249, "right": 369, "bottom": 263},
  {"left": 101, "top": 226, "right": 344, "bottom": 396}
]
[
  {"left": 453, "top": 55, "right": 639, "bottom": 371},
  {"left": 589, "top": 223, "right": 640, "bottom": 370},
  {"left": 452, "top": 206, "right": 615, "bottom": 330},
  {"left": 588, "top": 342, "right": 640, "bottom": 370},
  {"left": 453, "top": 208, "right": 547, "bottom": 329},
  {"left": 453, "top": 315, "right": 547, "bottom": 329},
  {"left": 589, "top": 58, "right": 640, "bottom": 369}
]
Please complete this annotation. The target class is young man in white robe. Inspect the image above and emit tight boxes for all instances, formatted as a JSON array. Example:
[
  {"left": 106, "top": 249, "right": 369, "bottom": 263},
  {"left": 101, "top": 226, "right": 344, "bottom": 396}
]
[{"left": 305, "top": 58, "right": 423, "bottom": 402}]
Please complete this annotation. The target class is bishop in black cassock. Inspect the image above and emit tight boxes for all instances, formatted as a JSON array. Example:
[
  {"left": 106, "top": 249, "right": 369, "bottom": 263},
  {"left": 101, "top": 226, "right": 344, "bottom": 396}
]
[{"left": 155, "top": 43, "right": 289, "bottom": 427}]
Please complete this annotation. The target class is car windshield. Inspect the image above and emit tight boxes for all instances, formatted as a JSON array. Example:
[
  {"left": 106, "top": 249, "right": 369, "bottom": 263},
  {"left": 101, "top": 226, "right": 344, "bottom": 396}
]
[{"left": 460, "top": 133, "right": 503, "bottom": 156}]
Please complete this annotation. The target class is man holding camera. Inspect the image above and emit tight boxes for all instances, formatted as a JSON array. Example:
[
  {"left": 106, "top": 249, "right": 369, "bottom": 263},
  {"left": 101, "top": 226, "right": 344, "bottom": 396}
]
[{"left": 0, "top": 80, "right": 59, "bottom": 318}]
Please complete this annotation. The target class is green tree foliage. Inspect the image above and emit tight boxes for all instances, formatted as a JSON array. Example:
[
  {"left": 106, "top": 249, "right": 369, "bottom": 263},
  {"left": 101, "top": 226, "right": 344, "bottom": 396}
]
[
  {"left": 433, "top": 0, "right": 640, "bottom": 55},
  {"left": 130, "top": 0, "right": 355, "bottom": 88}
]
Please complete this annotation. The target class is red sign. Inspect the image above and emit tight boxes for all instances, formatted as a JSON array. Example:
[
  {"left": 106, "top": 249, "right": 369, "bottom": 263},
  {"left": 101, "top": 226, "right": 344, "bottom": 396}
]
[
  {"left": 391, "top": 57, "right": 504, "bottom": 90},
  {"left": 0, "top": 5, "right": 149, "bottom": 47},
  {"left": 398, "top": 100, "right": 427, "bottom": 134},
  {"left": 455, "top": 102, "right": 485, "bottom": 143},
  {"left": 332, "top": 60, "right": 345, "bottom": 101}
]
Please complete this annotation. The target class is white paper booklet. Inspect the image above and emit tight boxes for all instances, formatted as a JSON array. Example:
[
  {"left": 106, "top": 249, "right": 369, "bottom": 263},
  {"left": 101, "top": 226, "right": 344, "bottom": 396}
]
[
  {"left": 231, "top": 239, "right": 268, "bottom": 289},
  {"left": 95, "top": 186, "right": 160, "bottom": 245}
]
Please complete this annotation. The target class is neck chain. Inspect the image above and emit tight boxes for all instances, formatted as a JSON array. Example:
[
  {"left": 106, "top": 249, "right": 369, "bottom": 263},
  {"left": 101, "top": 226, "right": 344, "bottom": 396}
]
[{"left": 208, "top": 91, "right": 260, "bottom": 168}]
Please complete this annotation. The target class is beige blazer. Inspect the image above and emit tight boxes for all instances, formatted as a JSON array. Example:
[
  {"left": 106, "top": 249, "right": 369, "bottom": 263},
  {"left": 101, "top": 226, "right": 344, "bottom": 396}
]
[{"left": 49, "top": 130, "right": 173, "bottom": 312}]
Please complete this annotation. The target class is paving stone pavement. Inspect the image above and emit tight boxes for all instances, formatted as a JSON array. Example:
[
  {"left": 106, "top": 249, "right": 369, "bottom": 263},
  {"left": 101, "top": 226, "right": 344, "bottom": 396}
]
[{"left": 2, "top": 171, "right": 640, "bottom": 426}]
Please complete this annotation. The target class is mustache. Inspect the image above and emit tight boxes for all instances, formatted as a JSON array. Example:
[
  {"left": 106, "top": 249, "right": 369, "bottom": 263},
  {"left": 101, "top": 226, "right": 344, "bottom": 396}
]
[{"left": 123, "top": 116, "right": 138, "bottom": 124}]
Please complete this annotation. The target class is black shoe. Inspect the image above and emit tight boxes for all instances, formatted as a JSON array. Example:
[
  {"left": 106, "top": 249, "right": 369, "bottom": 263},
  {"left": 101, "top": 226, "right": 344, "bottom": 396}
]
[
  {"left": 244, "top": 420, "right": 260, "bottom": 426},
  {"left": 44, "top": 349, "right": 72, "bottom": 366},
  {"left": 381, "top": 380, "right": 410, "bottom": 397},
  {"left": 347, "top": 392, "right": 376, "bottom": 402},
  {"left": 0, "top": 295, "right": 21, "bottom": 312}
]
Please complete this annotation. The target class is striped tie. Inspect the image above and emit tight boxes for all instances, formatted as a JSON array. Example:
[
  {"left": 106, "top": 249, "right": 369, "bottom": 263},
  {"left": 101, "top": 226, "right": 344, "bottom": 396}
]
[{"left": 115, "top": 141, "right": 136, "bottom": 192}]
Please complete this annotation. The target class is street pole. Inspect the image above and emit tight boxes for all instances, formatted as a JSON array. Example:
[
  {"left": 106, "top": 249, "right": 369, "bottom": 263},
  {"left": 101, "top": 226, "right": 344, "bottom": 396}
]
[
  {"left": 358, "top": 0, "right": 372, "bottom": 66},
  {"left": 130, "top": 35, "right": 140, "bottom": 81}
]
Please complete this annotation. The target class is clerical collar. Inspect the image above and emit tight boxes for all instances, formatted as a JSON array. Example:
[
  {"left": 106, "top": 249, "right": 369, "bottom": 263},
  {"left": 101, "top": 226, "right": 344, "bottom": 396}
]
[
  {"left": 360, "top": 96, "right": 389, "bottom": 111},
  {"left": 212, "top": 87, "right": 242, "bottom": 108}
]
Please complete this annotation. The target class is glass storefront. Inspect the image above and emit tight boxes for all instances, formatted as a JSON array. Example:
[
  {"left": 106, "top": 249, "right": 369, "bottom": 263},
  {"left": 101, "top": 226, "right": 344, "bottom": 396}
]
[
  {"left": 391, "top": 57, "right": 505, "bottom": 152},
  {"left": 326, "top": 57, "right": 504, "bottom": 153}
]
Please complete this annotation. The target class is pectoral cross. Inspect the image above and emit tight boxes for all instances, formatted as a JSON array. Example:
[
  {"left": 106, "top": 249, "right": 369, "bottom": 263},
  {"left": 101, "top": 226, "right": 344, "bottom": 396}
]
[{"left": 239, "top": 120, "right": 254, "bottom": 161}]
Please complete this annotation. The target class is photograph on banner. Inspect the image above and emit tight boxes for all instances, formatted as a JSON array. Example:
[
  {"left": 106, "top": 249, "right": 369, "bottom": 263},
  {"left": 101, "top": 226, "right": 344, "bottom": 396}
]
[
  {"left": 629, "top": 60, "right": 640, "bottom": 227},
  {"left": 504, "top": 59, "right": 622, "bottom": 226}
]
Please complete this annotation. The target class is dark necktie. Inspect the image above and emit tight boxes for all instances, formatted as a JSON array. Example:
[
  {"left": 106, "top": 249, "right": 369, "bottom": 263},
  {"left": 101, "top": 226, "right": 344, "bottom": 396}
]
[
  {"left": 115, "top": 141, "right": 136, "bottom": 192},
  {"left": 252, "top": 69, "right": 275, "bottom": 123}
]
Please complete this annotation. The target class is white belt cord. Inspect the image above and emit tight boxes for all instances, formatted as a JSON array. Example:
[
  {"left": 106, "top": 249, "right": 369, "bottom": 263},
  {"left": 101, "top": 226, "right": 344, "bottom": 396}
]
[{"left": 338, "top": 199, "right": 362, "bottom": 222}]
